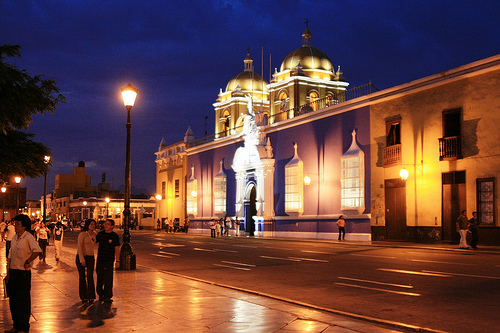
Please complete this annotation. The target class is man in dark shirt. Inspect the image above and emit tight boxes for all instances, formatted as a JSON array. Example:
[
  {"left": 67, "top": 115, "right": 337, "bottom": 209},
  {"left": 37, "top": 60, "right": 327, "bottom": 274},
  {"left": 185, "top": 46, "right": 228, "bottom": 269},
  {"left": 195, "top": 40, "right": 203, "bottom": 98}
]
[
  {"left": 468, "top": 211, "right": 480, "bottom": 249},
  {"left": 96, "top": 219, "right": 120, "bottom": 303}
]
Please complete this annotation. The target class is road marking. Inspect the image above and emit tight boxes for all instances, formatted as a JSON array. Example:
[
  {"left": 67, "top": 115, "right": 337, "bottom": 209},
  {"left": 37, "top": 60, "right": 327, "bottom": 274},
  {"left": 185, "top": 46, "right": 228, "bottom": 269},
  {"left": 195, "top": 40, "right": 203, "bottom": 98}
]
[
  {"left": 260, "top": 255, "right": 301, "bottom": 262},
  {"left": 233, "top": 245, "right": 258, "bottom": 248},
  {"left": 188, "top": 241, "right": 203, "bottom": 244},
  {"left": 194, "top": 247, "right": 238, "bottom": 253},
  {"left": 222, "top": 261, "right": 256, "bottom": 267},
  {"left": 422, "top": 270, "right": 500, "bottom": 280},
  {"left": 153, "top": 242, "right": 185, "bottom": 247},
  {"left": 409, "top": 259, "right": 476, "bottom": 266},
  {"left": 194, "top": 247, "right": 217, "bottom": 252},
  {"left": 213, "top": 264, "right": 251, "bottom": 271},
  {"left": 350, "top": 253, "right": 396, "bottom": 259},
  {"left": 335, "top": 282, "right": 421, "bottom": 297},
  {"left": 338, "top": 276, "right": 414, "bottom": 289},
  {"left": 378, "top": 268, "right": 451, "bottom": 277},
  {"left": 150, "top": 253, "right": 172, "bottom": 259},
  {"left": 302, "top": 250, "right": 336, "bottom": 255},
  {"left": 159, "top": 251, "right": 180, "bottom": 256},
  {"left": 288, "top": 257, "right": 329, "bottom": 263}
]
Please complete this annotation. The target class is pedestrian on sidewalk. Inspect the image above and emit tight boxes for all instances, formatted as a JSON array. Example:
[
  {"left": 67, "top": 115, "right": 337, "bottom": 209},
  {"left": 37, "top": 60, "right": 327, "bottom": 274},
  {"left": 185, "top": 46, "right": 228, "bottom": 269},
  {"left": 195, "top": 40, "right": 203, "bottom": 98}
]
[
  {"left": 456, "top": 210, "right": 469, "bottom": 249},
  {"left": 0, "top": 220, "right": 6, "bottom": 241},
  {"left": 53, "top": 221, "right": 64, "bottom": 261},
  {"left": 36, "top": 221, "right": 51, "bottom": 262},
  {"left": 184, "top": 217, "right": 190, "bottom": 233},
  {"left": 5, "top": 221, "right": 16, "bottom": 258},
  {"left": 5, "top": 214, "right": 42, "bottom": 333},
  {"left": 156, "top": 219, "right": 161, "bottom": 232},
  {"left": 225, "top": 217, "right": 231, "bottom": 236},
  {"left": 76, "top": 219, "right": 96, "bottom": 304},
  {"left": 210, "top": 219, "right": 216, "bottom": 238},
  {"left": 235, "top": 219, "right": 241, "bottom": 236},
  {"left": 468, "top": 211, "right": 480, "bottom": 249},
  {"left": 96, "top": 219, "right": 120, "bottom": 303},
  {"left": 336, "top": 215, "right": 346, "bottom": 241}
]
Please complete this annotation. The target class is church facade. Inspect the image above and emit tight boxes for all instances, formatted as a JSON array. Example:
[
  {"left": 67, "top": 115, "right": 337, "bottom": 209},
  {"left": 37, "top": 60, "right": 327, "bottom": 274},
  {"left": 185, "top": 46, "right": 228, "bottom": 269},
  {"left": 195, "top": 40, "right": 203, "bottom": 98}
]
[{"left": 155, "top": 26, "right": 500, "bottom": 244}]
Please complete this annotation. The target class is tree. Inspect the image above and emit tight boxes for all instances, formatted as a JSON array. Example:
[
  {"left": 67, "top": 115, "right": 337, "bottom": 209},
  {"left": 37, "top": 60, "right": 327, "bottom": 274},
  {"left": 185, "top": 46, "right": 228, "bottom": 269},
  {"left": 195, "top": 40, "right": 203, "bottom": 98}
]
[{"left": 0, "top": 44, "right": 65, "bottom": 182}]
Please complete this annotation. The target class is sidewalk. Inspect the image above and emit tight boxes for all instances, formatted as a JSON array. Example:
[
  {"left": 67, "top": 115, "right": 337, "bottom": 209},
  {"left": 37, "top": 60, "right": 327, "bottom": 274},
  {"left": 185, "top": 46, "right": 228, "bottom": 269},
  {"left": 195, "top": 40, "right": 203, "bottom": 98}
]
[{"left": 0, "top": 240, "right": 413, "bottom": 333}]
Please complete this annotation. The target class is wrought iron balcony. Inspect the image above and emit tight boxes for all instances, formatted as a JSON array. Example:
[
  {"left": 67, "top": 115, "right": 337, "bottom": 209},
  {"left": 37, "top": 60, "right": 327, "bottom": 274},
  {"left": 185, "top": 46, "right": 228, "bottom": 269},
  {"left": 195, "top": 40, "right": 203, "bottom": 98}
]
[
  {"left": 383, "top": 144, "right": 401, "bottom": 167},
  {"left": 439, "top": 136, "right": 461, "bottom": 160}
]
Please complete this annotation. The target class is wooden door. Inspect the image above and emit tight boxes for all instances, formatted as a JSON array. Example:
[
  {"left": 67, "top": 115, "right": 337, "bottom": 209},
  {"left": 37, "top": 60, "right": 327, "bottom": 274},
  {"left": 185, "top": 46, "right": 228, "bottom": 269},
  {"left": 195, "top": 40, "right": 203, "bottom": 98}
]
[{"left": 385, "top": 179, "right": 407, "bottom": 240}]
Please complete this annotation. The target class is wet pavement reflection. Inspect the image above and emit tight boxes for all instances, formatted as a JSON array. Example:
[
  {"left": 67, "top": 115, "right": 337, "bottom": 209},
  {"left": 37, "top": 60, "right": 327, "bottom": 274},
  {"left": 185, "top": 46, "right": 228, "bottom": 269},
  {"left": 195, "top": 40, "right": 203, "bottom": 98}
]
[{"left": 1, "top": 240, "right": 405, "bottom": 332}]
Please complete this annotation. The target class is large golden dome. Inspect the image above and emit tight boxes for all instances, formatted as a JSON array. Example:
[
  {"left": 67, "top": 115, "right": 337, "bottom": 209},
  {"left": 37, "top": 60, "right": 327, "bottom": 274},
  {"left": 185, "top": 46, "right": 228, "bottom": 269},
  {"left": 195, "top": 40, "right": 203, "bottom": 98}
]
[
  {"left": 280, "top": 46, "right": 333, "bottom": 72},
  {"left": 279, "top": 25, "right": 333, "bottom": 73}
]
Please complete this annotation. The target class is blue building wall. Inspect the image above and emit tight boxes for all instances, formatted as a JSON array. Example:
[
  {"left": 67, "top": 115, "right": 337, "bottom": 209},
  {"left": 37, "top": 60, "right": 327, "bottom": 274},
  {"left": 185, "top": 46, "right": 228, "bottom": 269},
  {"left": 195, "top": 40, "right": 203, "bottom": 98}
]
[{"left": 187, "top": 105, "right": 371, "bottom": 239}]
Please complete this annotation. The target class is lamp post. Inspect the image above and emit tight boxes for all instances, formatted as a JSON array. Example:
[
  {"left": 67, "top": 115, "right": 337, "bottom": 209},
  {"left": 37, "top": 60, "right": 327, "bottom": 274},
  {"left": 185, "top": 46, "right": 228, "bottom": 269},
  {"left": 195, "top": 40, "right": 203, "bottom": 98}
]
[
  {"left": 120, "top": 83, "right": 138, "bottom": 270},
  {"left": 155, "top": 194, "right": 162, "bottom": 220},
  {"left": 1, "top": 186, "right": 6, "bottom": 221},
  {"left": 105, "top": 197, "right": 110, "bottom": 218},
  {"left": 15, "top": 176, "right": 21, "bottom": 215},
  {"left": 83, "top": 201, "right": 87, "bottom": 220},
  {"left": 43, "top": 155, "right": 51, "bottom": 222}
]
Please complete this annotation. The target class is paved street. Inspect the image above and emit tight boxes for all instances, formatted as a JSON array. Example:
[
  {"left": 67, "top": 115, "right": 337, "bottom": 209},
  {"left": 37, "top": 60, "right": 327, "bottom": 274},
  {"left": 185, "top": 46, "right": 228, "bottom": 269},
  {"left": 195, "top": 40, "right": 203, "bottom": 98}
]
[
  {"left": 103, "top": 230, "right": 499, "bottom": 333},
  {"left": 0, "top": 232, "right": 411, "bottom": 333},
  {"left": 2, "top": 230, "right": 499, "bottom": 332}
]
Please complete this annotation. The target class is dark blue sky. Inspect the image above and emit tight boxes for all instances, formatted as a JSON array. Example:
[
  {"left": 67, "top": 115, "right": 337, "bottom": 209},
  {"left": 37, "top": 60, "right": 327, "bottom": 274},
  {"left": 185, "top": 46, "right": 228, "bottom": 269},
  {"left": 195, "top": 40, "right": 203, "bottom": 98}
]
[{"left": 2, "top": 0, "right": 499, "bottom": 200}]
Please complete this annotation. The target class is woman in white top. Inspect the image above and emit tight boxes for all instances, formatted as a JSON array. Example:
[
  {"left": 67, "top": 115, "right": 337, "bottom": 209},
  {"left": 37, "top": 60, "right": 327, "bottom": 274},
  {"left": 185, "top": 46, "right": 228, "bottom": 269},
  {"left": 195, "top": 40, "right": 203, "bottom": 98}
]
[
  {"left": 36, "top": 222, "right": 51, "bottom": 262},
  {"left": 76, "top": 219, "right": 97, "bottom": 304}
]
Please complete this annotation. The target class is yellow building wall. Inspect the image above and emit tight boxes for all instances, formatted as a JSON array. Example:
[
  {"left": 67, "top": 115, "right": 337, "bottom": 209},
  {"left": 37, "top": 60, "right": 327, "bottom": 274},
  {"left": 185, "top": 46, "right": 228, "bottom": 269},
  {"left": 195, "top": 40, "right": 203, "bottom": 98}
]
[{"left": 371, "top": 65, "right": 500, "bottom": 229}]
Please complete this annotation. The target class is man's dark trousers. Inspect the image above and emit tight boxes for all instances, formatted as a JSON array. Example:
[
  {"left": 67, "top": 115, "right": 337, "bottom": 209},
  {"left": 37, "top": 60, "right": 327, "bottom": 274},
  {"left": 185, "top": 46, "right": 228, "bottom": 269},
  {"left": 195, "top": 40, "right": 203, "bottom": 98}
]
[
  {"left": 8, "top": 269, "right": 31, "bottom": 332},
  {"left": 96, "top": 259, "right": 114, "bottom": 299}
]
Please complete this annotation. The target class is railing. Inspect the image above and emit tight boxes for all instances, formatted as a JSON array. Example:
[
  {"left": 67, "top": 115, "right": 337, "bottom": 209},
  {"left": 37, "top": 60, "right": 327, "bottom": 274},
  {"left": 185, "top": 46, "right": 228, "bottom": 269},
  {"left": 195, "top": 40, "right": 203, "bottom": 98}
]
[
  {"left": 269, "top": 81, "right": 378, "bottom": 124},
  {"left": 439, "top": 136, "right": 461, "bottom": 160},
  {"left": 383, "top": 144, "right": 401, "bottom": 166},
  {"left": 189, "top": 82, "right": 379, "bottom": 148}
]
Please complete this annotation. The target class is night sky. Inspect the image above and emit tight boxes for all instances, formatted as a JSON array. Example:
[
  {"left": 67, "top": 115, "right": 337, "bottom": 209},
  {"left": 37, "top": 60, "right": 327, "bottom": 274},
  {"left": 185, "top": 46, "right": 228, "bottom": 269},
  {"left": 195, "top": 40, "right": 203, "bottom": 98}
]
[{"left": 2, "top": 1, "right": 499, "bottom": 200}]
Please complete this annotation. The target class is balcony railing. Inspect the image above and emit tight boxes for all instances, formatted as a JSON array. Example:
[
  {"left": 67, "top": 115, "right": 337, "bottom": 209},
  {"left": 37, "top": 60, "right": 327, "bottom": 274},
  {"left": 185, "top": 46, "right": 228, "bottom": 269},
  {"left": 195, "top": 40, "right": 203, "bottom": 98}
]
[
  {"left": 439, "top": 136, "right": 461, "bottom": 160},
  {"left": 189, "top": 82, "right": 379, "bottom": 148},
  {"left": 383, "top": 144, "right": 401, "bottom": 167},
  {"left": 269, "top": 81, "right": 378, "bottom": 124}
]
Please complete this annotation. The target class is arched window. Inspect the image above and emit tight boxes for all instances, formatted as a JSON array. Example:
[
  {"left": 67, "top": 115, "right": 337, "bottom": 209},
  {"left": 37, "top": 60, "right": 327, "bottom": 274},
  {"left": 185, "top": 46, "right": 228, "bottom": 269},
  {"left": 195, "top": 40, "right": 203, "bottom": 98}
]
[{"left": 309, "top": 91, "right": 319, "bottom": 111}]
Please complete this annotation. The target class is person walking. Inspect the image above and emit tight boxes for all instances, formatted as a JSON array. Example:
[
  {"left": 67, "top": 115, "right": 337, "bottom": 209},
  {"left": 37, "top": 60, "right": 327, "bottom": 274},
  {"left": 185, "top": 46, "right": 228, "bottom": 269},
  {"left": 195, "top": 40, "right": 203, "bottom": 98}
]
[
  {"left": 468, "top": 211, "right": 480, "bottom": 249},
  {"left": 5, "top": 214, "right": 42, "bottom": 333},
  {"left": 156, "top": 219, "right": 161, "bottom": 232},
  {"left": 95, "top": 219, "right": 120, "bottom": 303},
  {"left": 456, "top": 210, "right": 469, "bottom": 249},
  {"left": 336, "top": 215, "right": 346, "bottom": 241},
  {"left": 184, "top": 217, "right": 190, "bottom": 233},
  {"left": 225, "top": 217, "right": 231, "bottom": 236},
  {"left": 210, "top": 219, "right": 216, "bottom": 238},
  {"left": 5, "top": 221, "right": 16, "bottom": 258},
  {"left": 76, "top": 219, "right": 96, "bottom": 304},
  {"left": 0, "top": 220, "right": 6, "bottom": 241},
  {"left": 53, "top": 221, "right": 64, "bottom": 261},
  {"left": 235, "top": 219, "right": 241, "bottom": 236},
  {"left": 36, "top": 222, "right": 51, "bottom": 262}
]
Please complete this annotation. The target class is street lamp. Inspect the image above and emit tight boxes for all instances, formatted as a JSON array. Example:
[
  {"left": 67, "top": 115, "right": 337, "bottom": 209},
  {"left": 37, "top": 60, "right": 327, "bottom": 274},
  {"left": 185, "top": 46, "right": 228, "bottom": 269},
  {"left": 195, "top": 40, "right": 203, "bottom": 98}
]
[
  {"left": 1, "top": 186, "right": 6, "bottom": 221},
  {"left": 83, "top": 201, "right": 87, "bottom": 220},
  {"left": 105, "top": 197, "right": 110, "bottom": 218},
  {"left": 155, "top": 194, "right": 162, "bottom": 220},
  {"left": 43, "top": 155, "right": 51, "bottom": 222},
  {"left": 15, "top": 176, "right": 21, "bottom": 215},
  {"left": 120, "top": 83, "right": 138, "bottom": 270}
]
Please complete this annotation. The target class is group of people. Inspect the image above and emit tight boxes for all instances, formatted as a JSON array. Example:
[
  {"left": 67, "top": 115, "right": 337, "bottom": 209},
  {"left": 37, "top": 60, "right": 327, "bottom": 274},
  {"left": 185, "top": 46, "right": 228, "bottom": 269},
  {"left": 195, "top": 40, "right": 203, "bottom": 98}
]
[
  {"left": 3, "top": 215, "right": 120, "bottom": 333},
  {"left": 156, "top": 217, "right": 190, "bottom": 233},
  {"left": 456, "top": 210, "right": 480, "bottom": 249},
  {"left": 210, "top": 217, "right": 235, "bottom": 237}
]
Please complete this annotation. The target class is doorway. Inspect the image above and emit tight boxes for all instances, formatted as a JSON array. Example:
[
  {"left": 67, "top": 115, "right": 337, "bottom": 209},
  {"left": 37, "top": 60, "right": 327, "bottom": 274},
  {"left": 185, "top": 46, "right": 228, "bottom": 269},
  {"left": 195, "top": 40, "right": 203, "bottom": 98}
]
[
  {"left": 244, "top": 186, "right": 256, "bottom": 235},
  {"left": 442, "top": 171, "right": 466, "bottom": 243},
  {"left": 385, "top": 178, "right": 407, "bottom": 240}
]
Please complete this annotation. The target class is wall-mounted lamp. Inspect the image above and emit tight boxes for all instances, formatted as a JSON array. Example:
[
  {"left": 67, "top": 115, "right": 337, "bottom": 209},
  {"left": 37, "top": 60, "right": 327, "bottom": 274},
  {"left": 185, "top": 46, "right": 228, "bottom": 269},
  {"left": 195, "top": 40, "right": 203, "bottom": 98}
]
[
  {"left": 400, "top": 168, "right": 409, "bottom": 181},
  {"left": 155, "top": 194, "right": 162, "bottom": 200},
  {"left": 304, "top": 176, "right": 312, "bottom": 186},
  {"left": 191, "top": 190, "right": 198, "bottom": 198}
]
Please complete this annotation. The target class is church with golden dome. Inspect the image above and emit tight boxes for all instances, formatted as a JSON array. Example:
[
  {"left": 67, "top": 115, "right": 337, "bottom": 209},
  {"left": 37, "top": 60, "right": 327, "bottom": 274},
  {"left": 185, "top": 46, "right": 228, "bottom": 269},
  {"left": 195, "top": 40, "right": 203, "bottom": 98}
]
[{"left": 155, "top": 23, "right": 500, "bottom": 244}]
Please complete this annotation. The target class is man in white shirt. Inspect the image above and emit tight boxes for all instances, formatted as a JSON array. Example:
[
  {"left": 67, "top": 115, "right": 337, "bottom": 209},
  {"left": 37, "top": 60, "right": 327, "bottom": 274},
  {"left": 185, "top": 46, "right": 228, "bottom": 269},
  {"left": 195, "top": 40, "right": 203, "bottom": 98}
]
[
  {"left": 5, "top": 214, "right": 41, "bottom": 333},
  {"left": 5, "top": 221, "right": 16, "bottom": 258}
]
